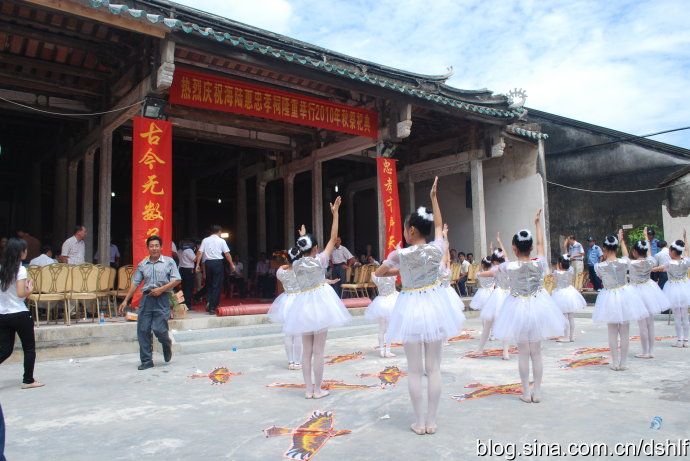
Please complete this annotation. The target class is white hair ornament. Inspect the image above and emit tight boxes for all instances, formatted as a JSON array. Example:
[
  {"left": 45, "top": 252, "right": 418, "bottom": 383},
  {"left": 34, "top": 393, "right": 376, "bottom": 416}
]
[
  {"left": 670, "top": 240, "right": 685, "bottom": 253},
  {"left": 562, "top": 254, "right": 570, "bottom": 260},
  {"left": 516, "top": 229, "right": 532, "bottom": 242},
  {"left": 417, "top": 206, "right": 434, "bottom": 222},
  {"left": 297, "top": 235, "right": 313, "bottom": 252},
  {"left": 604, "top": 236, "right": 618, "bottom": 246}
]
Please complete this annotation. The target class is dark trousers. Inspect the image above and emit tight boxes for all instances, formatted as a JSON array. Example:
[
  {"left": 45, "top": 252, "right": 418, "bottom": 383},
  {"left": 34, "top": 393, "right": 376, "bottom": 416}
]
[
  {"left": 588, "top": 265, "right": 603, "bottom": 290},
  {"left": 651, "top": 271, "right": 668, "bottom": 289},
  {"left": 257, "top": 274, "right": 274, "bottom": 298},
  {"left": 179, "top": 267, "right": 195, "bottom": 307},
  {"left": 137, "top": 295, "right": 171, "bottom": 365},
  {"left": 0, "top": 311, "right": 36, "bottom": 384},
  {"left": 205, "top": 259, "right": 224, "bottom": 311},
  {"left": 0, "top": 403, "right": 6, "bottom": 461},
  {"left": 331, "top": 264, "right": 346, "bottom": 297},
  {"left": 458, "top": 275, "right": 468, "bottom": 296},
  {"left": 226, "top": 277, "right": 246, "bottom": 298}
]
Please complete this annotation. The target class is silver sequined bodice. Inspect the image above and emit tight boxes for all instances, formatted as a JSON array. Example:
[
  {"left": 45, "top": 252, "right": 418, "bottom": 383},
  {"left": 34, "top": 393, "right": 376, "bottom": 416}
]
[
  {"left": 398, "top": 243, "right": 443, "bottom": 289},
  {"left": 277, "top": 267, "right": 301, "bottom": 294},
  {"left": 494, "top": 270, "right": 510, "bottom": 290},
  {"left": 628, "top": 257, "right": 655, "bottom": 284},
  {"left": 596, "top": 259, "right": 628, "bottom": 289},
  {"left": 667, "top": 258, "right": 690, "bottom": 281},
  {"left": 372, "top": 274, "right": 397, "bottom": 296},
  {"left": 439, "top": 266, "right": 451, "bottom": 288},
  {"left": 478, "top": 274, "right": 495, "bottom": 289},
  {"left": 506, "top": 260, "right": 545, "bottom": 296},
  {"left": 553, "top": 269, "right": 574, "bottom": 289},
  {"left": 292, "top": 257, "right": 325, "bottom": 290}
]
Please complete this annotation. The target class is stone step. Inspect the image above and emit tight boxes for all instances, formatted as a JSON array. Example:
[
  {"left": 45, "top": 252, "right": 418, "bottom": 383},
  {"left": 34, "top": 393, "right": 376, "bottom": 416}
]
[{"left": 174, "top": 323, "right": 379, "bottom": 355}]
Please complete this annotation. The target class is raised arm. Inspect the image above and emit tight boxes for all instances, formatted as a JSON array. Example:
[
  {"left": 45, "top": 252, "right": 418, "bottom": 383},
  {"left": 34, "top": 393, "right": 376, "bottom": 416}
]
[
  {"left": 535, "top": 209, "right": 545, "bottom": 257},
  {"left": 683, "top": 229, "right": 688, "bottom": 257},
  {"left": 496, "top": 231, "right": 508, "bottom": 262},
  {"left": 618, "top": 229, "right": 628, "bottom": 258},
  {"left": 441, "top": 223, "right": 450, "bottom": 268},
  {"left": 321, "top": 196, "right": 341, "bottom": 259},
  {"left": 430, "top": 177, "right": 443, "bottom": 241}
]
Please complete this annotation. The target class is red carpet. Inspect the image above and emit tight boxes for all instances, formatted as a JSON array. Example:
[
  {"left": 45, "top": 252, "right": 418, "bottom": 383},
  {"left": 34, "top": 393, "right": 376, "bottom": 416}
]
[{"left": 202, "top": 296, "right": 372, "bottom": 316}]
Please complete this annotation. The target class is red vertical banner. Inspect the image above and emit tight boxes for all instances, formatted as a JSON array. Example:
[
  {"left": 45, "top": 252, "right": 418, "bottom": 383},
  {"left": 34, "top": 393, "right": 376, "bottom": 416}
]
[
  {"left": 377, "top": 158, "right": 403, "bottom": 258},
  {"left": 132, "top": 116, "right": 173, "bottom": 307}
]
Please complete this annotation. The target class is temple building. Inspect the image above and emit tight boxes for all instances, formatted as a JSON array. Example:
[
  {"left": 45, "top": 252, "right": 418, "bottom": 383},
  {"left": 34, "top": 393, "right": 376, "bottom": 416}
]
[{"left": 0, "top": 0, "right": 551, "bottom": 269}]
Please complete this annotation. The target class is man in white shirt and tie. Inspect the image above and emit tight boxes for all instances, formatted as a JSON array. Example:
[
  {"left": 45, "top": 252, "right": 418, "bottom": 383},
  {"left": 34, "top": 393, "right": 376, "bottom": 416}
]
[
  {"left": 195, "top": 225, "right": 235, "bottom": 314},
  {"left": 330, "top": 237, "right": 355, "bottom": 297}
]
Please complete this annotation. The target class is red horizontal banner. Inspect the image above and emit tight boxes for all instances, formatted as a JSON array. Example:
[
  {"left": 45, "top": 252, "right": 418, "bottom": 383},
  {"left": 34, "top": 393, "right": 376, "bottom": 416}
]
[{"left": 169, "top": 68, "right": 378, "bottom": 138}]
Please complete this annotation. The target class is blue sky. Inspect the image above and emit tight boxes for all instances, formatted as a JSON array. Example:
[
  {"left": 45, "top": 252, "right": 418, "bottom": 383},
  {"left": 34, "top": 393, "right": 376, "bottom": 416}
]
[{"left": 175, "top": 0, "right": 690, "bottom": 149}]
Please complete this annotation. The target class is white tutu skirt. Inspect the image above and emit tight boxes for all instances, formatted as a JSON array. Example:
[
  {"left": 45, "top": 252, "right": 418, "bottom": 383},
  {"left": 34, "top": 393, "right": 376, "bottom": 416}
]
[
  {"left": 444, "top": 286, "right": 466, "bottom": 312},
  {"left": 492, "top": 290, "right": 566, "bottom": 343},
  {"left": 267, "top": 292, "right": 298, "bottom": 323},
  {"left": 632, "top": 280, "right": 670, "bottom": 315},
  {"left": 551, "top": 286, "right": 586, "bottom": 313},
  {"left": 592, "top": 285, "right": 649, "bottom": 324},
  {"left": 365, "top": 293, "right": 399, "bottom": 321},
  {"left": 283, "top": 284, "right": 352, "bottom": 334},
  {"left": 386, "top": 285, "right": 465, "bottom": 344},
  {"left": 480, "top": 287, "right": 508, "bottom": 321},
  {"left": 470, "top": 287, "right": 494, "bottom": 311},
  {"left": 662, "top": 279, "right": 690, "bottom": 309}
]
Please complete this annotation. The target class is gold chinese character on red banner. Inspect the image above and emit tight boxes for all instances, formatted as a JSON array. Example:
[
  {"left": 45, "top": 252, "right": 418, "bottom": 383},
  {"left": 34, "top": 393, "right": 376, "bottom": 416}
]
[
  {"left": 388, "top": 216, "right": 396, "bottom": 231},
  {"left": 382, "top": 159, "right": 393, "bottom": 175},
  {"left": 138, "top": 148, "right": 166, "bottom": 170},
  {"left": 146, "top": 228, "right": 160, "bottom": 237},
  {"left": 384, "top": 177, "right": 393, "bottom": 193},
  {"left": 387, "top": 235, "right": 397, "bottom": 250},
  {"left": 141, "top": 175, "right": 165, "bottom": 195},
  {"left": 142, "top": 201, "right": 164, "bottom": 221},
  {"left": 139, "top": 122, "right": 163, "bottom": 146}
]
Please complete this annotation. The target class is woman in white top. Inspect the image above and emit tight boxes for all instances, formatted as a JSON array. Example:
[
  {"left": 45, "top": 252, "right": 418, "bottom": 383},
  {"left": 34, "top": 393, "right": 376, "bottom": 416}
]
[
  {"left": 376, "top": 177, "right": 464, "bottom": 435},
  {"left": 663, "top": 233, "right": 690, "bottom": 348},
  {"left": 0, "top": 238, "right": 44, "bottom": 389}
]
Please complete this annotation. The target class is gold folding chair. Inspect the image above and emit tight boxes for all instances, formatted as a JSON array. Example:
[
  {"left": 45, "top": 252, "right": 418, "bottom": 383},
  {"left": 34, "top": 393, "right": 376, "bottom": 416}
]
[
  {"left": 26, "top": 265, "right": 42, "bottom": 327},
  {"left": 67, "top": 264, "right": 100, "bottom": 322},
  {"left": 340, "top": 265, "right": 363, "bottom": 299},
  {"left": 544, "top": 274, "right": 556, "bottom": 294},
  {"left": 110, "top": 265, "right": 134, "bottom": 315},
  {"left": 28, "top": 264, "right": 70, "bottom": 326},
  {"left": 95, "top": 265, "right": 113, "bottom": 318},
  {"left": 465, "top": 263, "right": 479, "bottom": 295},
  {"left": 449, "top": 262, "right": 461, "bottom": 294},
  {"left": 360, "top": 265, "right": 377, "bottom": 298}
]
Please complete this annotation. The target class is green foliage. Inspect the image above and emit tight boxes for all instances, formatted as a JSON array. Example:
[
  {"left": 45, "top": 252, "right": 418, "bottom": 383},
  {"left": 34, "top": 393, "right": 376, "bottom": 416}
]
[{"left": 626, "top": 224, "right": 663, "bottom": 248}]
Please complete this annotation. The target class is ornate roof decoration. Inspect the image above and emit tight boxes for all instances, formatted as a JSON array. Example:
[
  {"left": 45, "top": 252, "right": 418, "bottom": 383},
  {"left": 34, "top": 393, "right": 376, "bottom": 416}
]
[
  {"left": 85, "top": 0, "right": 525, "bottom": 120},
  {"left": 505, "top": 124, "right": 549, "bottom": 141}
]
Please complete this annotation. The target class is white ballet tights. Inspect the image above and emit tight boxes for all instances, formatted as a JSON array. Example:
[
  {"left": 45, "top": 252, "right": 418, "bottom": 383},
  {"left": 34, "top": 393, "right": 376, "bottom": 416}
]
[
  {"left": 607, "top": 323, "right": 630, "bottom": 369},
  {"left": 301, "top": 330, "right": 327, "bottom": 394},
  {"left": 563, "top": 313, "right": 575, "bottom": 340},
  {"left": 284, "top": 334, "right": 303, "bottom": 364},
  {"left": 478, "top": 320, "right": 493, "bottom": 351},
  {"left": 517, "top": 341, "right": 543, "bottom": 400},
  {"left": 673, "top": 307, "right": 689, "bottom": 341},
  {"left": 403, "top": 340, "right": 443, "bottom": 429},
  {"left": 378, "top": 319, "right": 390, "bottom": 354},
  {"left": 637, "top": 316, "right": 655, "bottom": 355}
]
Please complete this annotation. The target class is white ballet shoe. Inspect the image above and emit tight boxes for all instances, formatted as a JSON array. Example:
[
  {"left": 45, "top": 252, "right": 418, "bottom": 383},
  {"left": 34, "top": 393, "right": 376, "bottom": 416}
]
[
  {"left": 609, "top": 364, "right": 619, "bottom": 371},
  {"left": 683, "top": 341, "right": 689, "bottom": 348},
  {"left": 556, "top": 338, "right": 570, "bottom": 343},
  {"left": 384, "top": 351, "right": 396, "bottom": 358},
  {"left": 672, "top": 341, "right": 683, "bottom": 348},
  {"left": 379, "top": 350, "right": 386, "bottom": 358},
  {"left": 502, "top": 354, "right": 510, "bottom": 361},
  {"left": 293, "top": 363, "right": 302, "bottom": 370},
  {"left": 410, "top": 424, "right": 426, "bottom": 435},
  {"left": 618, "top": 364, "right": 629, "bottom": 371},
  {"left": 288, "top": 363, "right": 294, "bottom": 370},
  {"left": 634, "top": 353, "right": 651, "bottom": 359},
  {"left": 531, "top": 392, "right": 542, "bottom": 403},
  {"left": 313, "top": 390, "right": 330, "bottom": 399},
  {"left": 519, "top": 394, "right": 532, "bottom": 403},
  {"left": 425, "top": 425, "right": 437, "bottom": 435}
]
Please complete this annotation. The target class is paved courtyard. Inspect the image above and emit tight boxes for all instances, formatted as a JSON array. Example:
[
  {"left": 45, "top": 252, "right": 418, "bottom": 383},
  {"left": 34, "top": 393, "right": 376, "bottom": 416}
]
[{"left": 1, "top": 317, "right": 689, "bottom": 460}]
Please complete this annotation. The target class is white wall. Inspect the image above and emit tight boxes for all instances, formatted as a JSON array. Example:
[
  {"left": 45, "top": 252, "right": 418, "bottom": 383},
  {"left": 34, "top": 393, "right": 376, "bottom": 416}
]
[
  {"left": 483, "top": 143, "right": 548, "bottom": 259},
  {"left": 414, "top": 173, "right": 474, "bottom": 254},
  {"left": 662, "top": 204, "right": 690, "bottom": 243}
]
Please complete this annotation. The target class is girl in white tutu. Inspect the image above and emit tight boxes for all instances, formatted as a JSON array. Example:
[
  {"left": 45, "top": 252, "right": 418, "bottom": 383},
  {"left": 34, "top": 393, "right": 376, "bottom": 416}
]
[
  {"left": 551, "top": 254, "right": 586, "bottom": 342},
  {"left": 662, "top": 233, "right": 690, "bottom": 348},
  {"left": 440, "top": 224, "right": 466, "bottom": 313},
  {"left": 490, "top": 210, "right": 565, "bottom": 403},
  {"left": 469, "top": 256, "right": 494, "bottom": 312},
  {"left": 375, "top": 177, "right": 464, "bottom": 435},
  {"left": 365, "top": 272, "right": 399, "bottom": 358},
  {"left": 591, "top": 230, "right": 648, "bottom": 371},
  {"left": 268, "top": 247, "right": 303, "bottom": 370},
  {"left": 284, "top": 197, "right": 352, "bottom": 399},
  {"left": 476, "top": 235, "right": 511, "bottom": 360},
  {"left": 628, "top": 229, "right": 669, "bottom": 358}
]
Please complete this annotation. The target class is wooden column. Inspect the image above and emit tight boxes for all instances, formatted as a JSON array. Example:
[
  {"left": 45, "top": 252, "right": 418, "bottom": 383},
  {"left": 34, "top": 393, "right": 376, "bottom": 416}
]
[
  {"left": 470, "top": 159, "right": 487, "bottom": 259},
  {"left": 82, "top": 149, "right": 94, "bottom": 262},
  {"left": 52, "top": 156, "right": 68, "bottom": 246},
  {"left": 347, "top": 190, "right": 356, "bottom": 252},
  {"left": 312, "top": 160, "right": 324, "bottom": 246},
  {"left": 376, "top": 167, "right": 385, "bottom": 263},
  {"left": 29, "top": 160, "right": 41, "bottom": 235},
  {"left": 258, "top": 179, "right": 267, "bottom": 253},
  {"left": 537, "top": 139, "right": 551, "bottom": 258},
  {"left": 97, "top": 131, "right": 113, "bottom": 265},
  {"left": 67, "top": 160, "right": 78, "bottom": 233},
  {"left": 407, "top": 176, "right": 416, "bottom": 214},
  {"left": 236, "top": 172, "right": 248, "bottom": 276},
  {"left": 284, "top": 173, "right": 295, "bottom": 249},
  {"left": 188, "top": 179, "right": 197, "bottom": 237}
]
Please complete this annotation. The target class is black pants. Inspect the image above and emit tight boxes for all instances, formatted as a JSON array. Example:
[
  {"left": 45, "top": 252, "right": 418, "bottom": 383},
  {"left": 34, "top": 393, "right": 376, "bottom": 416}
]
[
  {"left": 588, "top": 265, "right": 603, "bottom": 290},
  {"left": 331, "top": 264, "right": 346, "bottom": 297},
  {"left": 652, "top": 271, "right": 668, "bottom": 289},
  {"left": 0, "top": 311, "right": 36, "bottom": 384},
  {"left": 137, "top": 295, "right": 171, "bottom": 364},
  {"left": 205, "top": 259, "right": 224, "bottom": 311},
  {"left": 179, "top": 267, "right": 195, "bottom": 307}
]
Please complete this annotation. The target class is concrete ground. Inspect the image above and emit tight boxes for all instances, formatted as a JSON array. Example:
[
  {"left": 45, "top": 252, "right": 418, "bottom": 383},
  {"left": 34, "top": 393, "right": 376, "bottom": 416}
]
[{"left": 2, "top": 316, "right": 689, "bottom": 461}]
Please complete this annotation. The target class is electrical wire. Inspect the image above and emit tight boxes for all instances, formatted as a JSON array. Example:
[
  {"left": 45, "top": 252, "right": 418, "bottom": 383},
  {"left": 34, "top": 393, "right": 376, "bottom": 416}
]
[
  {"left": 546, "top": 180, "right": 685, "bottom": 194},
  {"left": 0, "top": 95, "right": 144, "bottom": 117}
]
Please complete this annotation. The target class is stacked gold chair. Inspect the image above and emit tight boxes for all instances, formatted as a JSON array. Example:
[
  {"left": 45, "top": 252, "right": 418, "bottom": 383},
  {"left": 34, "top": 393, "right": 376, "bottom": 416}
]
[
  {"left": 464, "top": 263, "right": 479, "bottom": 296},
  {"left": 449, "top": 262, "right": 461, "bottom": 294},
  {"left": 340, "top": 265, "right": 364, "bottom": 299},
  {"left": 94, "top": 264, "right": 113, "bottom": 319},
  {"left": 27, "top": 264, "right": 70, "bottom": 326},
  {"left": 544, "top": 274, "right": 556, "bottom": 294},
  {"left": 67, "top": 264, "right": 100, "bottom": 322},
  {"left": 110, "top": 265, "right": 134, "bottom": 316},
  {"left": 26, "top": 265, "right": 42, "bottom": 326},
  {"left": 361, "top": 265, "right": 377, "bottom": 298},
  {"left": 574, "top": 271, "right": 586, "bottom": 292}
]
